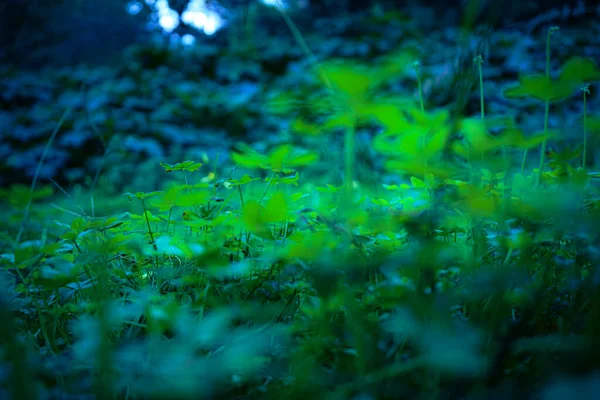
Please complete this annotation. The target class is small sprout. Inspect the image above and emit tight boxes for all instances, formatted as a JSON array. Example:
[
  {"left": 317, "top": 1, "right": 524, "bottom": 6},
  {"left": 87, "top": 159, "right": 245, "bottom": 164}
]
[
  {"left": 581, "top": 83, "right": 591, "bottom": 94},
  {"left": 412, "top": 61, "right": 425, "bottom": 112},
  {"left": 474, "top": 55, "right": 485, "bottom": 125},
  {"left": 412, "top": 60, "right": 421, "bottom": 73},
  {"left": 582, "top": 84, "right": 591, "bottom": 168}
]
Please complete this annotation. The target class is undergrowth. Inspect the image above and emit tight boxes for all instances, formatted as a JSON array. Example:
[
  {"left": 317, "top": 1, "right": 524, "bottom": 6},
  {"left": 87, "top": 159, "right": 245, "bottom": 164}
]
[{"left": 2, "top": 17, "right": 600, "bottom": 400}]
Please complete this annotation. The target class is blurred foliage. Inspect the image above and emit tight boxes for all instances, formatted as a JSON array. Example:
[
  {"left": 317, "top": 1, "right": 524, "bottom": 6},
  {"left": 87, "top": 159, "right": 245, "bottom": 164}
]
[{"left": 1, "top": 1, "right": 600, "bottom": 399}]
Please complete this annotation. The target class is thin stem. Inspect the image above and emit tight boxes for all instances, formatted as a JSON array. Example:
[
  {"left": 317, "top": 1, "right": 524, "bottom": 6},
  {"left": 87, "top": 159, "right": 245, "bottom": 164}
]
[
  {"left": 344, "top": 117, "right": 356, "bottom": 198},
  {"left": 537, "top": 99, "right": 550, "bottom": 185},
  {"left": 475, "top": 55, "right": 486, "bottom": 165},
  {"left": 475, "top": 55, "right": 485, "bottom": 122},
  {"left": 582, "top": 85, "right": 590, "bottom": 168},
  {"left": 413, "top": 61, "right": 427, "bottom": 178},
  {"left": 275, "top": 0, "right": 332, "bottom": 91},
  {"left": 537, "top": 27, "right": 559, "bottom": 185},
  {"left": 141, "top": 198, "right": 157, "bottom": 251},
  {"left": 259, "top": 172, "right": 277, "bottom": 206},
  {"left": 417, "top": 74, "right": 425, "bottom": 113}
]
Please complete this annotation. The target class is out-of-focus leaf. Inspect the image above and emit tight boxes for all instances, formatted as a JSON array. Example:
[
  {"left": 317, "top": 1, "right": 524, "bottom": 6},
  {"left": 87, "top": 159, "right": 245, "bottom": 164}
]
[
  {"left": 504, "top": 75, "right": 575, "bottom": 102},
  {"left": 263, "top": 192, "right": 287, "bottom": 223},
  {"left": 560, "top": 57, "right": 600, "bottom": 85}
]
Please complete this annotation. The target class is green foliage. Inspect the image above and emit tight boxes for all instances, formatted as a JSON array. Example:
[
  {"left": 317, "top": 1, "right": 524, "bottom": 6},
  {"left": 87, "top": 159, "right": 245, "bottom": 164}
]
[
  {"left": 232, "top": 143, "right": 318, "bottom": 173},
  {"left": 504, "top": 56, "right": 600, "bottom": 104},
  {"left": 2, "top": 14, "right": 600, "bottom": 400},
  {"left": 160, "top": 160, "right": 204, "bottom": 173}
]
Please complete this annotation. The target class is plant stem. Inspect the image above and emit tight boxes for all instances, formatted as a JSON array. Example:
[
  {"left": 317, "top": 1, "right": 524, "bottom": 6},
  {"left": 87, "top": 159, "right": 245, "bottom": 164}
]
[
  {"left": 582, "top": 85, "right": 590, "bottom": 168},
  {"left": 141, "top": 198, "right": 157, "bottom": 251},
  {"left": 475, "top": 55, "right": 486, "bottom": 165},
  {"left": 344, "top": 118, "right": 356, "bottom": 197},
  {"left": 417, "top": 73, "right": 425, "bottom": 113},
  {"left": 537, "top": 26, "right": 559, "bottom": 185},
  {"left": 537, "top": 99, "right": 550, "bottom": 185},
  {"left": 475, "top": 55, "right": 485, "bottom": 122},
  {"left": 16, "top": 101, "right": 76, "bottom": 245},
  {"left": 259, "top": 172, "right": 277, "bottom": 205},
  {"left": 413, "top": 61, "right": 427, "bottom": 178}
]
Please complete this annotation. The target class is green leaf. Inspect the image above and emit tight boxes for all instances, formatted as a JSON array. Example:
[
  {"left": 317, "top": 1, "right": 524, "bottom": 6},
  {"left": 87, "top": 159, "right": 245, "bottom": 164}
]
[
  {"left": 425, "top": 128, "right": 452, "bottom": 157},
  {"left": 160, "top": 160, "right": 203, "bottom": 173},
  {"left": 269, "top": 172, "right": 300, "bottom": 186},
  {"left": 371, "top": 198, "right": 390, "bottom": 206},
  {"left": 226, "top": 174, "right": 257, "bottom": 187},
  {"left": 123, "top": 191, "right": 163, "bottom": 201},
  {"left": 584, "top": 116, "right": 600, "bottom": 133},
  {"left": 153, "top": 187, "right": 209, "bottom": 210},
  {"left": 242, "top": 200, "right": 263, "bottom": 232},
  {"left": 570, "top": 167, "right": 589, "bottom": 188},
  {"left": 504, "top": 128, "right": 557, "bottom": 149},
  {"left": 239, "top": 175, "right": 254, "bottom": 185},
  {"left": 321, "top": 62, "right": 372, "bottom": 102},
  {"left": 322, "top": 113, "right": 355, "bottom": 130},
  {"left": 233, "top": 144, "right": 317, "bottom": 172},
  {"left": 504, "top": 75, "right": 575, "bottom": 102},
  {"left": 386, "top": 159, "right": 456, "bottom": 179},
  {"left": 1, "top": 184, "right": 53, "bottom": 208},
  {"left": 286, "top": 152, "right": 319, "bottom": 168},
  {"left": 560, "top": 57, "right": 600, "bottom": 84},
  {"left": 410, "top": 176, "right": 426, "bottom": 188},
  {"left": 364, "top": 103, "right": 412, "bottom": 133},
  {"left": 292, "top": 192, "right": 308, "bottom": 202},
  {"left": 316, "top": 184, "right": 341, "bottom": 193},
  {"left": 378, "top": 48, "right": 420, "bottom": 78},
  {"left": 232, "top": 143, "right": 269, "bottom": 169},
  {"left": 290, "top": 118, "right": 322, "bottom": 136},
  {"left": 263, "top": 192, "right": 287, "bottom": 223},
  {"left": 71, "top": 217, "right": 88, "bottom": 232},
  {"left": 269, "top": 145, "right": 292, "bottom": 171},
  {"left": 33, "top": 258, "right": 82, "bottom": 290},
  {"left": 265, "top": 92, "right": 301, "bottom": 115},
  {"left": 141, "top": 211, "right": 161, "bottom": 223},
  {"left": 382, "top": 184, "right": 399, "bottom": 190},
  {"left": 409, "top": 108, "right": 450, "bottom": 130}
]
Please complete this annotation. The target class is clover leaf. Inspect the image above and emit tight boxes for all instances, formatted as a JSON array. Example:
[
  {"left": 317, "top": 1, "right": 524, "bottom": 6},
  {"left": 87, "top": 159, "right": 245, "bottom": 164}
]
[
  {"left": 559, "top": 57, "right": 600, "bottom": 85},
  {"left": 504, "top": 75, "right": 575, "bottom": 102}
]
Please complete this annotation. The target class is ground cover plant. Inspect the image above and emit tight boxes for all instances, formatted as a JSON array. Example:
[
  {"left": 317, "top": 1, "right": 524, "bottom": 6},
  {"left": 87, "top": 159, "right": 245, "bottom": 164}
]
[{"left": 2, "top": 5, "right": 600, "bottom": 400}]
